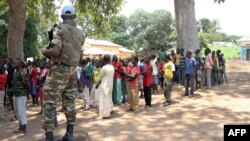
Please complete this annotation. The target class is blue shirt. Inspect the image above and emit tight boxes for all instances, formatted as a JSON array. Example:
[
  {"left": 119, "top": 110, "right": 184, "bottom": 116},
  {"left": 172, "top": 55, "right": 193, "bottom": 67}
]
[
  {"left": 185, "top": 58, "right": 196, "bottom": 75},
  {"left": 80, "top": 66, "right": 92, "bottom": 88},
  {"left": 139, "top": 63, "right": 145, "bottom": 74},
  {"left": 179, "top": 55, "right": 186, "bottom": 67}
]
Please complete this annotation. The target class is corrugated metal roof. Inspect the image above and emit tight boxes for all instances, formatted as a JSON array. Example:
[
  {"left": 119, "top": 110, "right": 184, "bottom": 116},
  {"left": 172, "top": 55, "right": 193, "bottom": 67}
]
[
  {"left": 119, "top": 48, "right": 134, "bottom": 53},
  {"left": 85, "top": 39, "right": 123, "bottom": 48},
  {"left": 239, "top": 35, "right": 250, "bottom": 42}
]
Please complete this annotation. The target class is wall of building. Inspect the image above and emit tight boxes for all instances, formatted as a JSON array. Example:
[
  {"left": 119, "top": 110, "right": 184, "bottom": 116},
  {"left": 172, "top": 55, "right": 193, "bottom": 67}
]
[
  {"left": 241, "top": 48, "right": 250, "bottom": 61},
  {"left": 119, "top": 52, "right": 133, "bottom": 59}
]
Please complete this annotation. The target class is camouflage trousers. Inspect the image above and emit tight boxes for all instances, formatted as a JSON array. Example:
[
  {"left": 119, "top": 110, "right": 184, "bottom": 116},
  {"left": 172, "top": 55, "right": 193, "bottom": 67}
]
[
  {"left": 42, "top": 64, "right": 77, "bottom": 132},
  {"left": 163, "top": 78, "right": 172, "bottom": 102}
]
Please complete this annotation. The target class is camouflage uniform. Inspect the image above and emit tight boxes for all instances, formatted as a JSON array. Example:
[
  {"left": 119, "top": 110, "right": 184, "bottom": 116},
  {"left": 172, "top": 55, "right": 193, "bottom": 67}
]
[
  {"left": 13, "top": 69, "right": 29, "bottom": 126},
  {"left": 42, "top": 20, "right": 85, "bottom": 132},
  {"left": 163, "top": 79, "right": 172, "bottom": 102},
  {"left": 13, "top": 70, "right": 28, "bottom": 97}
]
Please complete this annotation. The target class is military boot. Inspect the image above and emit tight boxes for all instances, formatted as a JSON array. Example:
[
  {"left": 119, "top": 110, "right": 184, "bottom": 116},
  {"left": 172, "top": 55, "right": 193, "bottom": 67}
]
[{"left": 60, "top": 124, "right": 74, "bottom": 141}]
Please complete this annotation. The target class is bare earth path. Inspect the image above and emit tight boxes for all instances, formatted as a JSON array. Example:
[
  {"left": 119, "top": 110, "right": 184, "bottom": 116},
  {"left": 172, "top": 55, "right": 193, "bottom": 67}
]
[{"left": 1, "top": 67, "right": 250, "bottom": 141}]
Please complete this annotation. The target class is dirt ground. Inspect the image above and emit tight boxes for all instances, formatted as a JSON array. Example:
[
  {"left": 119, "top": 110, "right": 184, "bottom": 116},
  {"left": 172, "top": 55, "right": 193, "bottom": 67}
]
[{"left": 1, "top": 61, "right": 250, "bottom": 141}]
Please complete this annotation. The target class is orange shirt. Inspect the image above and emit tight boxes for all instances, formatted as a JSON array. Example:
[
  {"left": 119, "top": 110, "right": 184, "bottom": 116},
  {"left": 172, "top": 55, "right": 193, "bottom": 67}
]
[
  {"left": 112, "top": 62, "right": 123, "bottom": 79},
  {"left": 129, "top": 65, "right": 140, "bottom": 86},
  {"left": 143, "top": 64, "right": 153, "bottom": 87}
]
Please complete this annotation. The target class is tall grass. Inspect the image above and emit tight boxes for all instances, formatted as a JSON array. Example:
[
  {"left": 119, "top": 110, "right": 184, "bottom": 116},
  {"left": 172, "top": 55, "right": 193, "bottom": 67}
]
[
  {"left": 207, "top": 45, "right": 240, "bottom": 59},
  {"left": 165, "top": 45, "right": 241, "bottom": 59}
]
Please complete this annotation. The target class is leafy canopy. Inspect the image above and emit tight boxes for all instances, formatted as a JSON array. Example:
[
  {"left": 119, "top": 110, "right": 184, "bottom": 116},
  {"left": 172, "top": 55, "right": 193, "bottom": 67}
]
[
  {"left": 125, "top": 9, "right": 175, "bottom": 50},
  {"left": 0, "top": 0, "right": 124, "bottom": 58}
]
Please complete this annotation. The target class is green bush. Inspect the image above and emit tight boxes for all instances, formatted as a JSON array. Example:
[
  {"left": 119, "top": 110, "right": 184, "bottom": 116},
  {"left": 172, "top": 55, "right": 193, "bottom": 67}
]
[
  {"left": 164, "top": 45, "right": 240, "bottom": 60},
  {"left": 206, "top": 45, "right": 240, "bottom": 59}
]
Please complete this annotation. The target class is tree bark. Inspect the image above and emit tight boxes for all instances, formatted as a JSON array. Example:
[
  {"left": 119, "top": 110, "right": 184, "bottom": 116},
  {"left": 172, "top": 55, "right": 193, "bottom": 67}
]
[
  {"left": 174, "top": 0, "right": 199, "bottom": 54},
  {"left": 7, "top": 0, "right": 26, "bottom": 61}
]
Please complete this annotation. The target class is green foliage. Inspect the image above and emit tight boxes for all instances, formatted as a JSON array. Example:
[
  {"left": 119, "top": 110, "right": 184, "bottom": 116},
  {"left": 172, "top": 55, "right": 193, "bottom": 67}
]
[
  {"left": 23, "top": 16, "right": 41, "bottom": 58},
  {"left": 197, "top": 17, "right": 241, "bottom": 50},
  {"left": 0, "top": 1, "right": 8, "bottom": 58},
  {"left": 109, "top": 15, "right": 133, "bottom": 48},
  {"left": 171, "top": 45, "right": 240, "bottom": 60},
  {"left": 220, "top": 33, "right": 241, "bottom": 44},
  {"left": 73, "top": 0, "right": 124, "bottom": 38},
  {"left": 197, "top": 18, "right": 211, "bottom": 33},
  {"left": 0, "top": 0, "right": 57, "bottom": 59},
  {"left": 197, "top": 18, "right": 222, "bottom": 43},
  {"left": 1, "top": 0, "right": 124, "bottom": 58},
  {"left": 207, "top": 45, "right": 240, "bottom": 59},
  {"left": 198, "top": 32, "right": 209, "bottom": 49},
  {"left": 125, "top": 9, "right": 175, "bottom": 50}
]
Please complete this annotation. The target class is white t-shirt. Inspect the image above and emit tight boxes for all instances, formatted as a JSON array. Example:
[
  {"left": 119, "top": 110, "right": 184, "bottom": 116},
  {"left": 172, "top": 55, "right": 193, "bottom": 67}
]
[
  {"left": 37, "top": 68, "right": 41, "bottom": 73},
  {"left": 76, "top": 66, "right": 82, "bottom": 80},
  {"left": 150, "top": 59, "right": 158, "bottom": 75},
  {"left": 171, "top": 61, "right": 175, "bottom": 72}
]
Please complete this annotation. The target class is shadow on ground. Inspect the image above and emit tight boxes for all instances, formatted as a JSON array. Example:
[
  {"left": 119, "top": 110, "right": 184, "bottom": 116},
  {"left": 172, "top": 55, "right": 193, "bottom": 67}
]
[{"left": 1, "top": 71, "right": 250, "bottom": 141}]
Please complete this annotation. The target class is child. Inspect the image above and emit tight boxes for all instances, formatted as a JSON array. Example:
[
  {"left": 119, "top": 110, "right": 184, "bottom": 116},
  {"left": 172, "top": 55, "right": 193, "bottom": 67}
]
[
  {"left": 139, "top": 59, "right": 145, "bottom": 98},
  {"left": 76, "top": 61, "right": 82, "bottom": 99},
  {"left": 12, "top": 59, "right": 29, "bottom": 135},
  {"left": 126, "top": 57, "right": 140, "bottom": 111},
  {"left": 158, "top": 59, "right": 165, "bottom": 88},
  {"left": 195, "top": 49, "right": 202, "bottom": 90},
  {"left": 0, "top": 65, "right": 7, "bottom": 121},
  {"left": 177, "top": 49, "right": 185, "bottom": 86},
  {"left": 212, "top": 51, "right": 219, "bottom": 86},
  {"left": 112, "top": 55, "right": 123, "bottom": 105},
  {"left": 150, "top": 55, "right": 158, "bottom": 94},
  {"left": 38, "top": 62, "right": 49, "bottom": 114},
  {"left": 29, "top": 62, "right": 39, "bottom": 106},
  {"left": 221, "top": 54, "right": 228, "bottom": 84},
  {"left": 79, "top": 59, "right": 92, "bottom": 110},
  {"left": 162, "top": 55, "right": 175, "bottom": 106},
  {"left": 122, "top": 59, "right": 130, "bottom": 104},
  {"left": 91, "top": 60, "right": 101, "bottom": 108},
  {"left": 184, "top": 51, "right": 196, "bottom": 96},
  {"left": 142, "top": 56, "right": 153, "bottom": 108}
]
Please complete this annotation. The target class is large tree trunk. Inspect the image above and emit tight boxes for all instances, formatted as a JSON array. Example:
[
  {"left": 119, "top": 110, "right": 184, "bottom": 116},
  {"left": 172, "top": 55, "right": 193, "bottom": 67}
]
[
  {"left": 7, "top": 0, "right": 26, "bottom": 61},
  {"left": 174, "top": 0, "right": 199, "bottom": 54}
]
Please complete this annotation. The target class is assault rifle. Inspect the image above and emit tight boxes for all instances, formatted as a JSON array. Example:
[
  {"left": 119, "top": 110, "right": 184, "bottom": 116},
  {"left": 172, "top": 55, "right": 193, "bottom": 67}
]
[{"left": 47, "top": 24, "right": 58, "bottom": 49}]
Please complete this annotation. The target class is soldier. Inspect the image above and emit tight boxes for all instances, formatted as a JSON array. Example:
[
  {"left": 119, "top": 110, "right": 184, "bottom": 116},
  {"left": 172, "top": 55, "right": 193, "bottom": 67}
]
[{"left": 41, "top": 5, "right": 85, "bottom": 141}]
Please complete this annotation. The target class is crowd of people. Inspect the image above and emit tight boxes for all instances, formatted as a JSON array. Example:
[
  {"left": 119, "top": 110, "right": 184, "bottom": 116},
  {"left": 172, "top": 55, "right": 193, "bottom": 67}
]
[
  {"left": 0, "top": 47, "right": 229, "bottom": 136},
  {"left": 0, "top": 59, "right": 50, "bottom": 135}
]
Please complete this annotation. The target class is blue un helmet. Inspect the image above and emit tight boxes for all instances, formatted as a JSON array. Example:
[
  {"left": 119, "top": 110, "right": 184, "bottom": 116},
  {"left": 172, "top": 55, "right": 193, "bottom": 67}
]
[{"left": 61, "top": 5, "right": 76, "bottom": 15}]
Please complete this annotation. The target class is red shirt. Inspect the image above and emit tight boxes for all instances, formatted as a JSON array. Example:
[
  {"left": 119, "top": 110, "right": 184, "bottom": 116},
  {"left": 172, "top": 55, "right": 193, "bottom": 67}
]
[
  {"left": 123, "top": 65, "right": 131, "bottom": 81},
  {"left": 112, "top": 62, "right": 123, "bottom": 79},
  {"left": 143, "top": 64, "right": 153, "bottom": 87},
  {"left": 0, "top": 73, "right": 7, "bottom": 91},
  {"left": 30, "top": 67, "right": 38, "bottom": 82},
  {"left": 130, "top": 65, "right": 140, "bottom": 86},
  {"left": 159, "top": 62, "right": 165, "bottom": 76}
]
